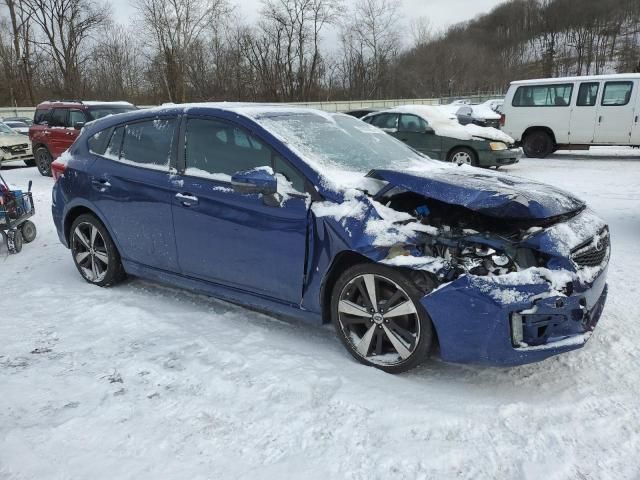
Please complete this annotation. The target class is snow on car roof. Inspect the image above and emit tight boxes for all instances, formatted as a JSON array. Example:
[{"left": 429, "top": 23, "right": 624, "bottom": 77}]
[
  {"left": 375, "top": 105, "right": 514, "bottom": 143},
  {"left": 82, "top": 101, "right": 135, "bottom": 106},
  {"left": 510, "top": 73, "right": 640, "bottom": 85}
]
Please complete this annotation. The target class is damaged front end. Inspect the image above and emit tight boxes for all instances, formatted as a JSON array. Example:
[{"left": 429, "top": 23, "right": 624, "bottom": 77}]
[{"left": 355, "top": 171, "right": 611, "bottom": 366}]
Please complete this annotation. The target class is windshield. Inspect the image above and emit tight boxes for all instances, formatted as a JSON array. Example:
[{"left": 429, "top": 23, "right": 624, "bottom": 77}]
[
  {"left": 253, "top": 112, "right": 429, "bottom": 174},
  {"left": 87, "top": 106, "right": 137, "bottom": 120},
  {"left": 0, "top": 123, "right": 15, "bottom": 134}
]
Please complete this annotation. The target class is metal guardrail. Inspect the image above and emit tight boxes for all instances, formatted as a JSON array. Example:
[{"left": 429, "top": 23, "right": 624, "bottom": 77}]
[{"left": 0, "top": 94, "right": 504, "bottom": 118}]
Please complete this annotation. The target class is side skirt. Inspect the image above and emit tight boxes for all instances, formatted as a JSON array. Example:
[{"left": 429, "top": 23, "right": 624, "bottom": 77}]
[{"left": 122, "top": 259, "right": 323, "bottom": 326}]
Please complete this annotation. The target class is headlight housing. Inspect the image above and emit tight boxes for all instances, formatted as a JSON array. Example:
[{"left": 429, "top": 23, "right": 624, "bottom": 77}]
[{"left": 489, "top": 142, "right": 508, "bottom": 151}]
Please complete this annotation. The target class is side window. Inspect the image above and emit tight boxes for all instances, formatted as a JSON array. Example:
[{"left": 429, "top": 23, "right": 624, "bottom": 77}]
[
  {"left": 88, "top": 129, "right": 110, "bottom": 155},
  {"left": 34, "top": 109, "right": 49, "bottom": 125},
  {"left": 69, "top": 109, "right": 87, "bottom": 127},
  {"left": 399, "top": 114, "right": 427, "bottom": 133},
  {"left": 273, "top": 155, "right": 305, "bottom": 193},
  {"left": 370, "top": 113, "right": 399, "bottom": 130},
  {"left": 120, "top": 118, "right": 176, "bottom": 169},
  {"left": 577, "top": 82, "right": 599, "bottom": 107},
  {"left": 185, "top": 118, "right": 270, "bottom": 177},
  {"left": 105, "top": 127, "right": 124, "bottom": 159},
  {"left": 185, "top": 118, "right": 307, "bottom": 192},
  {"left": 601, "top": 81, "right": 633, "bottom": 106},
  {"left": 512, "top": 84, "right": 573, "bottom": 107},
  {"left": 49, "top": 108, "right": 68, "bottom": 127}
]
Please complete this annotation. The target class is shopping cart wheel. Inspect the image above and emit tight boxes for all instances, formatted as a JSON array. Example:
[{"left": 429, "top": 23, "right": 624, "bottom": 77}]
[
  {"left": 20, "top": 220, "right": 37, "bottom": 243},
  {"left": 7, "top": 229, "right": 23, "bottom": 254}
]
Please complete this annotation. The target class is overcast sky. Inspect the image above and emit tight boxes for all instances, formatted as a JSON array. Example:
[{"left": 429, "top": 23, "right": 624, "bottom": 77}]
[{"left": 112, "top": 0, "right": 508, "bottom": 47}]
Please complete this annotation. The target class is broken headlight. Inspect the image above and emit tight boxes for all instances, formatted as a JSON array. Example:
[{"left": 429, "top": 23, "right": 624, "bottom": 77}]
[{"left": 458, "top": 245, "right": 516, "bottom": 276}]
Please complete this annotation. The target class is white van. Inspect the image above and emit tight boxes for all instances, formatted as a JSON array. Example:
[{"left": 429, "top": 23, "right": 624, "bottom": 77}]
[{"left": 502, "top": 73, "right": 640, "bottom": 157}]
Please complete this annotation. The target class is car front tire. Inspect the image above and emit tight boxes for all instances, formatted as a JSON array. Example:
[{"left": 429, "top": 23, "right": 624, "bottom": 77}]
[
  {"left": 447, "top": 147, "right": 478, "bottom": 167},
  {"left": 331, "top": 263, "right": 435, "bottom": 373},
  {"left": 35, "top": 147, "right": 53, "bottom": 176},
  {"left": 70, "top": 214, "right": 125, "bottom": 287}
]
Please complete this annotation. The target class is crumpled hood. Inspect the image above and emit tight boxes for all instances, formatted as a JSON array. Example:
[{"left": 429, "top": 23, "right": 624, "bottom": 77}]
[{"left": 370, "top": 167, "right": 586, "bottom": 220}]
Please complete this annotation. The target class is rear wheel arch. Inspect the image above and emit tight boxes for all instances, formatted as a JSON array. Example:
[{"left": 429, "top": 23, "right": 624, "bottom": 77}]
[{"left": 64, "top": 206, "right": 104, "bottom": 245}]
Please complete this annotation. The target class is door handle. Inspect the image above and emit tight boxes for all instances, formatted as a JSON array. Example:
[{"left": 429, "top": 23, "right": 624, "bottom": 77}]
[
  {"left": 598, "top": 115, "right": 603, "bottom": 123},
  {"left": 635, "top": 115, "right": 639, "bottom": 123},
  {"left": 175, "top": 192, "right": 199, "bottom": 206},
  {"left": 91, "top": 179, "right": 111, "bottom": 190}
]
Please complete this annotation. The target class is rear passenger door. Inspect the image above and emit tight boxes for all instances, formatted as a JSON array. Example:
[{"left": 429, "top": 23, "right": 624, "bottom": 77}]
[
  {"left": 569, "top": 82, "right": 600, "bottom": 144},
  {"left": 171, "top": 115, "right": 309, "bottom": 304},
  {"left": 594, "top": 80, "right": 637, "bottom": 144},
  {"left": 88, "top": 116, "right": 180, "bottom": 272}
]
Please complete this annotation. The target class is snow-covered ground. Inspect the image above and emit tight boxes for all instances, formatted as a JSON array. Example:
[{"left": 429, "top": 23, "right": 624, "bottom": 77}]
[{"left": 1, "top": 149, "right": 640, "bottom": 480}]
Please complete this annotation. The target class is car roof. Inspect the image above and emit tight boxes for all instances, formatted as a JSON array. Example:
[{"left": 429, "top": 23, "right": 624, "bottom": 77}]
[
  {"left": 36, "top": 100, "right": 134, "bottom": 109},
  {"left": 510, "top": 73, "right": 640, "bottom": 85}
]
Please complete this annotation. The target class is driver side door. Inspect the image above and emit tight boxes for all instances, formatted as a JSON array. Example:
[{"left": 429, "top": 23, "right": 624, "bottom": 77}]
[{"left": 171, "top": 115, "right": 310, "bottom": 304}]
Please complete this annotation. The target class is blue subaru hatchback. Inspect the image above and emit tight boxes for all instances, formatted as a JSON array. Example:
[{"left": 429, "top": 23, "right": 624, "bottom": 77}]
[{"left": 51, "top": 104, "right": 610, "bottom": 373}]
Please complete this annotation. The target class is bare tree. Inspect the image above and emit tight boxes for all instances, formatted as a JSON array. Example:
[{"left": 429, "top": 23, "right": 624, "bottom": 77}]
[
  {"left": 337, "top": 0, "right": 402, "bottom": 99},
  {"left": 243, "top": 0, "right": 340, "bottom": 101},
  {"left": 0, "top": 0, "right": 35, "bottom": 104},
  {"left": 23, "top": 0, "right": 109, "bottom": 96},
  {"left": 134, "top": 0, "right": 230, "bottom": 102}
]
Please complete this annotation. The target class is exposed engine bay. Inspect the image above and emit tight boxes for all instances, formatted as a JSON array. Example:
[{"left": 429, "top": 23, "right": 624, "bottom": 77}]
[{"left": 376, "top": 189, "right": 583, "bottom": 281}]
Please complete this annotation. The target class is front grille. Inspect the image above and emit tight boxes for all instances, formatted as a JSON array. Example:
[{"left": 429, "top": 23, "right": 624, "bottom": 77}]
[
  {"left": 571, "top": 228, "right": 610, "bottom": 268},
  {"left": 3, "top": 144, "right": 28, "bottom": 153}
]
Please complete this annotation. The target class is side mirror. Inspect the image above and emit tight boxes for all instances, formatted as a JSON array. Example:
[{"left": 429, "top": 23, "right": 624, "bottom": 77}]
[
  {"left": 424, "top": 126, "right": 435, "bottom": 134},
  {"left": 73, "top": 122, "right": 85, "bottom": 130},
  {"left": 231, "top": 168, "right": 277, "bottom": 196}
]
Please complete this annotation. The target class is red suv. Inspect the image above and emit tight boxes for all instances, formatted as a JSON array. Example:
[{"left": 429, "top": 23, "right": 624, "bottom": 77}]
[{"left": 29, "top": 100, "right": 137, "bottom": 176}]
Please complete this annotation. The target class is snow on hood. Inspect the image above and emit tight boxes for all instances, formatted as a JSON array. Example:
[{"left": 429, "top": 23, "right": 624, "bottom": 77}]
[
  {"left": 370, "top": 166, "right": 586, "bottom": 220},
  {"left": 384, "top": 105, "right": 513, "bottom": 144}
]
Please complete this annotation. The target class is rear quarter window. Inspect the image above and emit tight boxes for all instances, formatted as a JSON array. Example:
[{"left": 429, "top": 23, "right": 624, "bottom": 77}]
[
  {"left": 512, "top": 84, "right": 574, "bottom": 107},
  {"left": 88, "top": 129, "right": 110, "bottom": 155}
]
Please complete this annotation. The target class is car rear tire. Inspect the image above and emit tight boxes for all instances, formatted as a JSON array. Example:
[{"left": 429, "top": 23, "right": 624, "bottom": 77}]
[
  {"left": 70, "top": 214, "right": 125, "bottom": 287},
  {"left": 7, "top": 229, "right": 23, "bottom": 254},
  {"left": 331, "top": 263, "right": 435, "bottom": 373},
  {"left": 20, "top": 220, "right": 37, "bottom": 243},
  {"left": 24, "top": 159, "right": 36, "bottom": 167},
  {"left": 35, "top": 147, "right": 53, "bottom": 177},
  {"left": 523, "top": 130, "right": 554, "bottom": 158},
  {"left": 447, "top": 147, "right": 478, "bottom": 167}
]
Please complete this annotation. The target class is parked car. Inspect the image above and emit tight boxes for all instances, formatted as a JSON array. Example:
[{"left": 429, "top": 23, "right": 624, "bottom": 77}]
[
  {"left": 344, "top": 108, "right": 381, "bottom": 119},
  {"left": 441, "top": 102, "right": 502, "bottom": 129},
  {"left": 362, "top": 106, "right": 521, "bottom": 167},
  {"left": 51, "top": 104, "right": 609, "bottom": 373},
  {"left": 2, "top": 116, "right": 33, "bottom": 126},
  {"left": 502, "top": 73, "right": 640, "bottom": 158},
  {"left": 0, "top": 122, "right": 33, "bottom": 167},
  {"left": 30, "top": 100, "right": 137, "bottom": 176},
  {"left": 4, "top": 120, "right": 30, "bottom": 135}
]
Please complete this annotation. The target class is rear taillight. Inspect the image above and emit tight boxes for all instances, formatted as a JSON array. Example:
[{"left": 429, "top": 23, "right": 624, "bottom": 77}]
[
  {"left": 500, "top": 114, "right": 506, "bottom": 127},
  {"left": 51, "top": 159, "right": 67, "bottom": 181}
]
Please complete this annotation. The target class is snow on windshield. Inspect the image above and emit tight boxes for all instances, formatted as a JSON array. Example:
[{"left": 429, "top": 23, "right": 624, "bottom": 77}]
[{"left": 249, "top": 111, "right": 436, "bottom": 191}]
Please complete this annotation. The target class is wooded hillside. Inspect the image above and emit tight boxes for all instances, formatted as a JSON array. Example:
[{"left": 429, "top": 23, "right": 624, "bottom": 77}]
[{"left": 0, "top": 0, "right": 638, "bottom": 106}]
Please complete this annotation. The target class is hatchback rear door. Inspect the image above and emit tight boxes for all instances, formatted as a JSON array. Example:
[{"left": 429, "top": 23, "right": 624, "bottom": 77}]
[{"left": 170, "top": 115, "right": 309, "bottom": 304}]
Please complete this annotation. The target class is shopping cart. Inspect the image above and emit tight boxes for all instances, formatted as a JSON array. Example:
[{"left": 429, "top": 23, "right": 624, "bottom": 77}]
[{"left": 0, "top": 173, "right": 36, "bottom": 254}]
